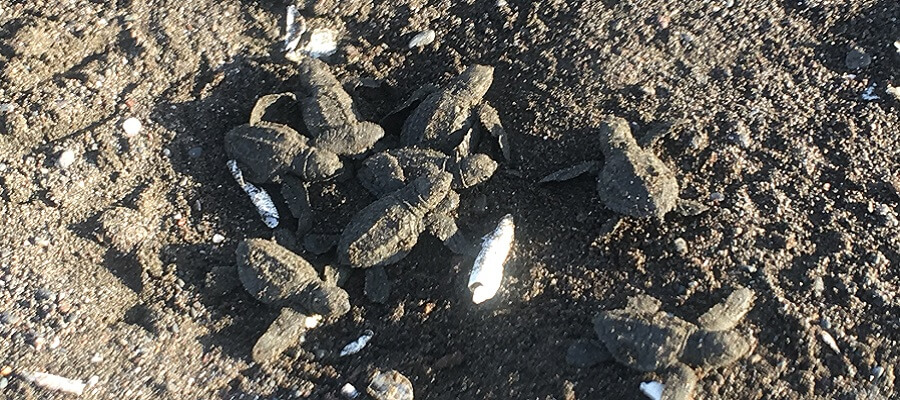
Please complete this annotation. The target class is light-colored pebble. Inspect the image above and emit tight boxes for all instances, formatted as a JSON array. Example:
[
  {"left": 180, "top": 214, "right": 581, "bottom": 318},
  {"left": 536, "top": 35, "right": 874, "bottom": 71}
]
[
  {"left": 90, "top": 353, "right": 103, "bottom": 363},
  {"left": 408, "top": 30, "right": 436, "bottom": 49},
  {"left": 122, "top": 117, "right": 142, "bottom": 137},
  {"left": 212, "top": 234, "right": 225, "bottom": 244},
  {"left": 673, "top": 238, "right": 688, "bottom": 255},
  {"left": 57, "top": 150, "right": 76, "bottom": 169},
  {"left": 341, "top": 383, "right": 360, "bottom": 399}
]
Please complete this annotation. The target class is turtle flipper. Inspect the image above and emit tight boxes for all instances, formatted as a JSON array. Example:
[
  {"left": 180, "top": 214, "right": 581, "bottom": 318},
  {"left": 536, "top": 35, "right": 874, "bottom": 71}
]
[
  {"left": 250, "top": 92, "right": 299, "bottom": 126},
  {"left": 660, "top": 363, "right": 698, "bottom": 400},
  {"left": 673, "top": 199, "right": 708, "bottom": 217},
  {"left": 476, "top": 103, "right": 510, "bottom": 161},
  {"left": 538, "top": 161, "right": 600, "bottom": 184},
  {"left": 252, "top": 307, "right": 319, "bottom": 364},
  {"left": 425, "top": 212, "right": 471, "bottom": 255},
  {"left": 566, "top": 339, "right": 612, "bottom": 368},
  {"left": 697, "top": 287, "right": 755, "bottom": 331}
]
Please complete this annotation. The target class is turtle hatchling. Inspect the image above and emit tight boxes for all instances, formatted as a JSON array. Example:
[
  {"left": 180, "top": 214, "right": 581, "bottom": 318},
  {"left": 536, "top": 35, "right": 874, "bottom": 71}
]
[
  {"left": 399, "top": 64, "right": 509, "bottom": 160},
  {"left": 567, "top": 288, "right": 756, "bottom": 400},
  {"left": 236, "top": 238, "right": 350, "bottom": 363},
  {"left": 357, "top": 146, "right": 497, "bottom": 198},
  {"left": 295, "top": 57, "right": 385, "bottom": 156},
  {"left": 540, "top": 116, "right": 706, "bottom": 219},
  {"left": 224, "top": 121, "right": 342, "bottom": 183},
  {"left": 337, "top": 170, "right": 454, "bottom": 269}
]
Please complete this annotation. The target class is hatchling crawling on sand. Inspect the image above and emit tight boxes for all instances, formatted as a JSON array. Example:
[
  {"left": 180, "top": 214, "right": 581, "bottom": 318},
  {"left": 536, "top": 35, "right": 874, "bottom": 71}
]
[
  {"left": 337, "top": 170, "right": 459, "bottom": 269},
  {"left": 396, "top": 64, "right": 509, "bottom": 160},
  {"left": 567, "top": 288, "right": 756, "bottom": 400},
  {"left": 235, "top": 238, "right": 350, "bottom": 363},
  {"left": 356, "top": 146, "right": 497, "bottom": 198},
  {"left": 224, "top": 57, "right": 385, "bottom": 184},
  {"left": 540, "top": 116, "right": 706, "bottom": 220}
]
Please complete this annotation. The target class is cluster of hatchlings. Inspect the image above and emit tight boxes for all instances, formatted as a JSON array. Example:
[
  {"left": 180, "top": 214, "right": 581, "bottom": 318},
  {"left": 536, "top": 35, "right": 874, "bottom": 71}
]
[{"left": 221, "top": 57, "right": 755, "bottom": 400}]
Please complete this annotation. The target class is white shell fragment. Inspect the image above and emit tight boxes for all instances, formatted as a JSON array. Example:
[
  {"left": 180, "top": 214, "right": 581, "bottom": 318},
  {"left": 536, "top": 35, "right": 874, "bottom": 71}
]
[
  {"left": 304, "top": 29, "right": 338, "bottom": 58},
  {"left": 861, "top": 83, "right": 880, "bottom": 101},
  {"left": 283, "top": 5, "right": 306, "bottom": 52},
  {"left": 639, "top": 381, "right": 664, "bottom": 400},
  {"left": 820, "top": 330, "right": 840, "bottom": 354},
  {"left": 341, "top": 383, "right": 360, "bottom": 399},
  {"left": 469, "top": 214, "right": 515, "bottom": 304},
  {"left": 304, "top": 314, "right": 323, "bottom": 328},
  {"left": 57, "top": 150, "right": 76, "bottom": 169},
  {"left": 21, "top": 371, "right": 86, "bottom": 395},
  {"left": 340, "top": 329, "right": 374, "bottom": 356},
  {"left": 408, "top": 30, "right": 436, "bottom": 49},
  {"left": 227, "top": 160, "right": 280, "bottom": 228},
  {"left": 122, "top": 117, "right": 142, "bottom": 137}
]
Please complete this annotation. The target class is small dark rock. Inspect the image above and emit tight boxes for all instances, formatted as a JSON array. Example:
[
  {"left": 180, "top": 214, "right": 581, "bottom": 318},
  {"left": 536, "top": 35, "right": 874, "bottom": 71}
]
[{"left": 845, "top": 47, "right": 872, "bottom": 70}]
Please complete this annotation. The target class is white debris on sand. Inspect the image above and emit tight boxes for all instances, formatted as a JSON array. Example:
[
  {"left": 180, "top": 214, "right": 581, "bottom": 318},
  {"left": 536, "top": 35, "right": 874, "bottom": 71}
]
[
  {"left": 122, "top": 117, "right": 142, "bottom": 137},
  {"left": 303, "top": 29, "right": 338, "bottom": 58},
  {"left": 639, "top": 381, "right": 664, "bottom": 400},
  {"left": 227, "top": 160, "right": 279, "bottom": 228},
  {"left": 340, "top": 329, "right": 374, "bottom": 357},
  {"left": 283, "top": 5, "right": 306, "bottom": 52},
  {"left": 886, "top": 84, "right": 900, "bottom": 101},
  {"left": 20, "top": 371, "right": 86, "bottom": 396},
  {"left": 468, "top": 214, "right": 515, "bottom": 304},
  {"left": 408, "top": 30, "right": 436, "bottom": 49},
  {"left": 212, "top": 233, "right": 226, "bottom": 244},
  {"left": 861, "top": 83, "right": 880, "bottom": 101},
  {"left": 56, "top": 150, "right": 76, "bottom": 169},
  {"left": 820, "top": 330, "right": 841, "bottom": 354},
  {"left": 341, "top": 382, "right": 360, "bottom": 399}
]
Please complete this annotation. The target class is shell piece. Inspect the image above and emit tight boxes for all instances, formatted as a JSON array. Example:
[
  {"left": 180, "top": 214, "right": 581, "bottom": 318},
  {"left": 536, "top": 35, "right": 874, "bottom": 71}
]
[
  {"left": 468, "top": 214, "right": 514, "bottom": 304},
  {"left": 236, "top": 238, "right": 349, "bottom": 317},
  {"left": 401, "top": 65, "right": 494, "bottom": 153},
  {"left": 337, "top": 171, "right": 452, "bottom": 268},
  {"left": 297, "top": 58, "right": 384, "bottom": 156},
  {"left": 640, "top": 381, "right": 664, "bottom": 400},
  {"left": 697, "top": 287, "right": 755, "bottom": 331},
  {"left": 367, "top": 369, "right": 414, "bottom": 400},
  {"left": 408, "top": 30, "right": 436, "bottom": 49},
  {"left": 228, "top": 160, "right": 280, "bottom": 228},
  {"left": 595, "top": 117, "right": 679, "bottom": 219},
  {"left": 340, "top": 329, "right": 374, "bottom": 356},
  {"left": 20, "top": 371, "right": 86, "bottom": 395}
]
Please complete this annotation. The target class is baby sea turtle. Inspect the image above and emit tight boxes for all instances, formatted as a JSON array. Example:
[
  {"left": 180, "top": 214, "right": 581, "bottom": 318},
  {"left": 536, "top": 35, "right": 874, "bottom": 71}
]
[
  {"left": 294, "top": 57, "right": 385, "bottom": 156},
  {"left": 399, "top": 65, "right": 509, "bottom": 160},
  {"left": 224, "top": 121, "right": 342, "bottom": 184},
  {"left": 337, "top": 170, "right": 453, "bottom": 269},
  {"left": 236, "top": 238, "right": 350, "bottom": 363},
  {"left": 540, "top": 117, "right": 706, "bottom": 220},
  {"left": 567, "top": 288, "right": 755, "bottom": 400},
  {"left": 356, "top": 147, "right": 497, "bottom": 198}
]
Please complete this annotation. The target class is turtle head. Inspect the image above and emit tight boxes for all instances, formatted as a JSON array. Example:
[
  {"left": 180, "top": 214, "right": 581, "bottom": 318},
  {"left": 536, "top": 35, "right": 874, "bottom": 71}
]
[
  {"left": 303, "top": 285, "right": 350, "bottom": 318},
  {"left": 598, "top": 117, "right": 638, "bottom": 154},
  {"left": 293, "top": 149, "right": 342, "bottom": 181},
  {"left": 454, "top": 153, "right": 498, "bottom": 189}
]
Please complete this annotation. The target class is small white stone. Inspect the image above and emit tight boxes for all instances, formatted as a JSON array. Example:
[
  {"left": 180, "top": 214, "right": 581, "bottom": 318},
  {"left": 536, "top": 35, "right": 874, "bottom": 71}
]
[
  {"left": 87, "top": 375, "right": 100, "bottom": 386},
  {"left": 212, "top": 234, "right": 225, "bottom": 244},
  {"left": 57, "top": 150, "right": 76, "bottom": 169},
  {"left": 90, "top": 353, "right": 104, "bottom": 363},
  {"left": 48, "top": 336, "right": 61, "bottom": 349},
  {"left": 639, "top": 381, "right": 664, "bottom": 400},
  {"left": 340, "top": 383, "right": 359, "bottom": 399},
  {"left": 340, "top": 329, "right": 374, "bottom": 356},
  {"left": 122, "top": 117, "right": 142, "bottom": 137},
  {"left": 303, "top": 29, "right": 337, "bottom": 58},
  {"left": 408, "top": 30, "right": 436, "bottom": 49}
]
